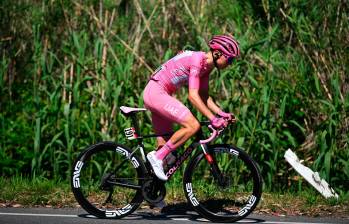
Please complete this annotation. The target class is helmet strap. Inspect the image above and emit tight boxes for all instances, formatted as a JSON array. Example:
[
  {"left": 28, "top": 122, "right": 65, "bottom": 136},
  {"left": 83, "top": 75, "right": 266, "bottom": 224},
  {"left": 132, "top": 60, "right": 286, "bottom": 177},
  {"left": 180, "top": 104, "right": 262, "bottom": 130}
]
[{"left": 211, "top": 50, "right": 221, "bottom": 77}]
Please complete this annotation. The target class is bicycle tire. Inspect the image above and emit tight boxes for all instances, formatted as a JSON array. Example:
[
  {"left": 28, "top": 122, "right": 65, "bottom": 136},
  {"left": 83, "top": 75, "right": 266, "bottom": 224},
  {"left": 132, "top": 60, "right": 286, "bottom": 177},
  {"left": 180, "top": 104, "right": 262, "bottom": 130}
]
[
  {"left": 71, "top": 141, "right": 146, "bottom": 218},
  {"left": 183, "top": 144, "right": 262, "bottom": 222}
]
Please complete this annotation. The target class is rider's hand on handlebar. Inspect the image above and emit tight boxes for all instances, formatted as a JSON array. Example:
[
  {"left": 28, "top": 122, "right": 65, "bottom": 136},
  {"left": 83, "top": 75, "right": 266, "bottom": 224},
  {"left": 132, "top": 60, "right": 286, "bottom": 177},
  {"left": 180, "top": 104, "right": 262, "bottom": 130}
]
[
  {"left": 217, "top": 110, "right": 237, "bottom": 123},
  {"left": 210, "top": 116, "right": 228, "bottom": 129}
]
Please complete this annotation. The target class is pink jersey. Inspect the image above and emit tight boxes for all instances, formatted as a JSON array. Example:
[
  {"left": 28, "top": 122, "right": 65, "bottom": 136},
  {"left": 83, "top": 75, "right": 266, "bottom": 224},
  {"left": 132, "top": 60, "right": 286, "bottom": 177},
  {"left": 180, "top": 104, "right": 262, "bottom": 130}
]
[{"left": 150, "top": 51, "right": 210, "bottom": 94}]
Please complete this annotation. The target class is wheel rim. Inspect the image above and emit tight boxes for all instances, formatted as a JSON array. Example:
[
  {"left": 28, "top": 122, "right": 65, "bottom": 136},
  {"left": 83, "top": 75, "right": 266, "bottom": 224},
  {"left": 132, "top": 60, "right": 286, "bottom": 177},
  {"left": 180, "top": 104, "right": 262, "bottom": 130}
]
[
  {"left": 186, "top": 147, "right": 261, "bottom": 221},
  {"left": 72, "top": 144, "right": 144, "bottom": 218}
]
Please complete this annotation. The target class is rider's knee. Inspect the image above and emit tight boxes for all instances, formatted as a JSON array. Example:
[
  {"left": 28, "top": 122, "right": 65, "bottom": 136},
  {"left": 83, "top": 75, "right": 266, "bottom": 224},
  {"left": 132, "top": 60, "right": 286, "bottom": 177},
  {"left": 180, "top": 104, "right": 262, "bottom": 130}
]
[
  {"left": 182, "top": 115, "right": 200, "bottom": 136},
  {"left": 190, "top": 119, "right": 200, "bottom": 135}
]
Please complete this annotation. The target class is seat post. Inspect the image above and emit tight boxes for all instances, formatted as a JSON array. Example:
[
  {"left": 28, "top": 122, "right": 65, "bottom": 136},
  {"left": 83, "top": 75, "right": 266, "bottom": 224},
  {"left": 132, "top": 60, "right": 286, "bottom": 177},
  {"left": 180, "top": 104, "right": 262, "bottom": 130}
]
[
  {"left": 129, "top": 113, "right": 141, "bottom": 137},
  {"left": 129, "top": 113, "right": 147, "bottom": 156}
]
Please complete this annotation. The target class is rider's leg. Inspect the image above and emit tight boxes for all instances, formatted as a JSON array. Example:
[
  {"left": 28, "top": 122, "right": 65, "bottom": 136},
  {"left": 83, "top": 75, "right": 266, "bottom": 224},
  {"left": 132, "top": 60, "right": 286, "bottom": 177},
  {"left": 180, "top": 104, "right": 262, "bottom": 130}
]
[
  {"left": 143, "top": 80, "right": 200, "bottom": 180},
  {"left": 143, "top": 80, "right": 174, "bottom": 149},
  {"left": 156, "top": 114, "right": 200, "bottom": 160},
  {"left": 146, "top": 113, "right": 200, "bottom": 181},
  {"left": 169, "top": 114, "right": 200, "bottom": 146},
  {"left": 150, "top": 112, "right": 172, "bottom": 149},
  {"left": 147, "top": 113, "right": 200, "bottom": 181}
]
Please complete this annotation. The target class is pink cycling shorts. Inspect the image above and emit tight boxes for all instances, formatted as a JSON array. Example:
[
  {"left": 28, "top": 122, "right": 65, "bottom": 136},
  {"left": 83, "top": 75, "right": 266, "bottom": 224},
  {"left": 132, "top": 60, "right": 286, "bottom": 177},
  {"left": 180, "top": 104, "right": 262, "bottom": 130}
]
[{"left": 143, "top": 80, "right": 192, "bottom": 135}]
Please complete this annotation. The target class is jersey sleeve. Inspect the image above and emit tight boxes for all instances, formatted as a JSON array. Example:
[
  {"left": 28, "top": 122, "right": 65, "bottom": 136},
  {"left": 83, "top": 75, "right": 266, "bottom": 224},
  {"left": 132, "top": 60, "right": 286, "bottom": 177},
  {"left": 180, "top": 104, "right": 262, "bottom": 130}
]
[
  {"left": 188, "top": 53, "right": 205, "bottom": 89},
  {"left": 188, "top": 66, "right": 201, "bottom": 89}
]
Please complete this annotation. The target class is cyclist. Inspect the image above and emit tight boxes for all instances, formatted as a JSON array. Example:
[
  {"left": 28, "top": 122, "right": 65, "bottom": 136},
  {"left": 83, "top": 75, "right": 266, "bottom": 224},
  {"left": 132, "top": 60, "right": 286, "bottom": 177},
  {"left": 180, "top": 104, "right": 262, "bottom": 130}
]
[{"left": 143, "top": 35, "right": 239, "bottom": 181}]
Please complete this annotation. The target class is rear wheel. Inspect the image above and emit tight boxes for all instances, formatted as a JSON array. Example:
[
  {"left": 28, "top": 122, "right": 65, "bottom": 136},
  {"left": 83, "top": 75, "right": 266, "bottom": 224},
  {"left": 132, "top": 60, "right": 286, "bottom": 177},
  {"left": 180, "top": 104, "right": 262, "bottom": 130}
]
[
  {"left": 71, "top": 142, "right": 146, "bottom": 218},
  {"left": 183, "top": 144, "right": 262, "bottom": 222}
]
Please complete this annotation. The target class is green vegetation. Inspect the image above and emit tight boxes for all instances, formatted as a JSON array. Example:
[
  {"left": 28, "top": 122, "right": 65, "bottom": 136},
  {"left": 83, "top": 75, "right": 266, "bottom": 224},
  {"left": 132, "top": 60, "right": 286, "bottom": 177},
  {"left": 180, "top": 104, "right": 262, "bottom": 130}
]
[
  {"left": 0, "top": 0, "right": 348, "bottom": 200},
  {"left": 0, "top": 176, "right": 348, "bottom": 217},
  {"left": 0, "top": 176, "right": 74, "bottom": 207}
]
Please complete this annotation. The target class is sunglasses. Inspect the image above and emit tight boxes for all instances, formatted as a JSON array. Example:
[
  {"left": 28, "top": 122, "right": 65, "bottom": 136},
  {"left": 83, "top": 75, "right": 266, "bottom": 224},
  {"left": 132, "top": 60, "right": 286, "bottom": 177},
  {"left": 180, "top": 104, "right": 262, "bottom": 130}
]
[{"left": 222, "top": 54, "right": 234, "bottom": 65}]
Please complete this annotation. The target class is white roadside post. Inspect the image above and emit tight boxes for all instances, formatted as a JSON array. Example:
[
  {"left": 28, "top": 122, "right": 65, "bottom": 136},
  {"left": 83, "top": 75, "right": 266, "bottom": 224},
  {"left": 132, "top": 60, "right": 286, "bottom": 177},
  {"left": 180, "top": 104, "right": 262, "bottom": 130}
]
[{"left": 284, "top": 149, "right": 339, "bottom": 199}]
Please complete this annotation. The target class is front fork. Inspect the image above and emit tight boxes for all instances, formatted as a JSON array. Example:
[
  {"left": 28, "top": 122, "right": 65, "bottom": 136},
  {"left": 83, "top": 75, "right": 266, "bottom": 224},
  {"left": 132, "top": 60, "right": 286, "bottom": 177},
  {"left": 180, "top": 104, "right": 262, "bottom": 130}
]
[{"left": 200, "top": 144, "right": 224, "bottom": 186}]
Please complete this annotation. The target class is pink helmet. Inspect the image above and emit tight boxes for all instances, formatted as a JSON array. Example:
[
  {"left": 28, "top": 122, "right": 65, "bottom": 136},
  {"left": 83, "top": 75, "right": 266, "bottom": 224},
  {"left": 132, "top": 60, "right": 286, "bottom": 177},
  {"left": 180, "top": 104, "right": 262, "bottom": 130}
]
[{"left": 208, "top": 35, "right": 240, "bottom": 58}]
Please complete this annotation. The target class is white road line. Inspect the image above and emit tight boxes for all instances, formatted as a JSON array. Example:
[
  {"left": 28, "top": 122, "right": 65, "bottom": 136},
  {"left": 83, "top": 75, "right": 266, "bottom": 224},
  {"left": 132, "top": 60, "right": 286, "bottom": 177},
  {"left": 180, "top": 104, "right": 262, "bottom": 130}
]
[
  {"left": 0, "top": 212, "right": 337, "bottom": 224},
  {"left": 0, "top": 212, "right": 78, "bottom": 218},
  {"left": 172, "top": 218, "right": 191, "bottom": 221},
  {"left": 255, "top": 222, "right": 332, "bottom": 224},
  {"left": 195, "top": 216, "right": 336, "bottom": 224}
]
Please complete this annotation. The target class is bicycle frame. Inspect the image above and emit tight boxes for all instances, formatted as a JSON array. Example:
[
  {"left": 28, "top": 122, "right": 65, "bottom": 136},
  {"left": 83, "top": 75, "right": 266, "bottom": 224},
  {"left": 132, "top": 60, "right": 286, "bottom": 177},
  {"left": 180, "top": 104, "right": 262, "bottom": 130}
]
[
  {"left": 72, "top": 107, "right": 262, "bottom": 222},
  {"left": 123, "top": 111, "right": 222, "bottom": 180}
]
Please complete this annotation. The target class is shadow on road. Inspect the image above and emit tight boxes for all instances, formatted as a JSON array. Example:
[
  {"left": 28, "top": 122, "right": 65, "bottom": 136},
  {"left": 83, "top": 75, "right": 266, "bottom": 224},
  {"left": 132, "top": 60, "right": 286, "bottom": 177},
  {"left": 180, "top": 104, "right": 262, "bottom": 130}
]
[{"left": 78, "top": 202, "right": 265, "bottom": 223}]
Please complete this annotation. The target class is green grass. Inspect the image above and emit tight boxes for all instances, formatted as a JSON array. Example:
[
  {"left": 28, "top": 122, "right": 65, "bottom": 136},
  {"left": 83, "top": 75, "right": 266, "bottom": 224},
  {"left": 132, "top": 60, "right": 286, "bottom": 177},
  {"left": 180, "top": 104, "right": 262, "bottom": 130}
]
[
  {"left": 0, "top": 176, "right": 75, "bottom": 207},
  {"left": 0, "top": 176, "right": 348, "bottom": 218},
  {"left": 259, "top": 190, "right": 349, "bottom": 217}
]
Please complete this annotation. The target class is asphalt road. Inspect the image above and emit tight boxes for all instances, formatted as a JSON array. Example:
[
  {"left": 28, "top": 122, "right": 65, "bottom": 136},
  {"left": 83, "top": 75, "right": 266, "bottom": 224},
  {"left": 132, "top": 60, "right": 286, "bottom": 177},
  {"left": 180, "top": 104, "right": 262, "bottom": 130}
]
[{"left": 0, "top": 207, "right": 348, "bottom": 224}]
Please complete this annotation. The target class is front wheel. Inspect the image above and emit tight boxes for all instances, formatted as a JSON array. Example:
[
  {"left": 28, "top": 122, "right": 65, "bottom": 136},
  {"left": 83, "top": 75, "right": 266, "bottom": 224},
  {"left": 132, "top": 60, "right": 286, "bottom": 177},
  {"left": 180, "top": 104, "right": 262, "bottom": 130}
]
[
  {"left": 71, "top": 142, "right": 147, "bottom": 218},
  {"left": 183, "top": 144, "right": 262, "bottom": 222}
]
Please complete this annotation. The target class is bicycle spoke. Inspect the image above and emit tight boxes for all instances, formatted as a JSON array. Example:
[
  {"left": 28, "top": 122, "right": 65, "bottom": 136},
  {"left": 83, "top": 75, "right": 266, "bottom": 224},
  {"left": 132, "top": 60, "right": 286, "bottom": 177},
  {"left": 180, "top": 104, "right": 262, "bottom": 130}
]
[
  {"left": 71, "top": 142, "right": 146, "bottom": 218},
  {"left": 108, "top": 179, "right": 142, "bottom": 190},
  {"left": 104, "top": 190, "right": 114, "bottom": 204},
  {"left": 184, "top": 145, "right": 262, "bottom": 222},
  {"left": 207, "top": 154, "right": 224, "bottom": 185}
]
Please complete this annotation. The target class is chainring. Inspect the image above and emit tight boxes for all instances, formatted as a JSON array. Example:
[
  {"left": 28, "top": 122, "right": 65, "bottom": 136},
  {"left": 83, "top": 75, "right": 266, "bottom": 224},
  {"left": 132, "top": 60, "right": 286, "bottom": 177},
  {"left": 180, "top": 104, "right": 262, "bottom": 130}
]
[{"left": 141, "top": 179, "right": 166, "bottom": 204}]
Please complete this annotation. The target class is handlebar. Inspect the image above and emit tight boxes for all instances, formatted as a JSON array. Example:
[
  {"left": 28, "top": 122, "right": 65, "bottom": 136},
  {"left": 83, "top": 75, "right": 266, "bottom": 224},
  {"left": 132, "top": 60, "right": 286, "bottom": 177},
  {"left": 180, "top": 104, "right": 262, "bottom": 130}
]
[
  {"left": 199, "top": 118, "right": 234, "bottom": 144},
  {"left": 199, "top": 125, "right": 220, "bottom": 144}
]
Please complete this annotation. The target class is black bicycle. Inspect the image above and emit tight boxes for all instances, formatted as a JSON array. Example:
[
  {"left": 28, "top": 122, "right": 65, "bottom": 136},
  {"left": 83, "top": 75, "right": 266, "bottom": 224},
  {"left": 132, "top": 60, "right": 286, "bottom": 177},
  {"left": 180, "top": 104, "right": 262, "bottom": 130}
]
[{"left": 71, "top": 106, "right": 262, "bottom": 222}]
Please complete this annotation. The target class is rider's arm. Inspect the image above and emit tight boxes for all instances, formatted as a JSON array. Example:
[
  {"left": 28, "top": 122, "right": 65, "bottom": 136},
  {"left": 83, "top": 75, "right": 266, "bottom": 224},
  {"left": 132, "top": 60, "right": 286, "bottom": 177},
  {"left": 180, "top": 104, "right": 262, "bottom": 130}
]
[
  {"left": 188, "top": 88, "right": 215, "bottom": 120},
  {"left": 207, "top": 96, "right": 222, "bottom": 114},
  {"left": 197, "top": 73, "right": 221, "bottom": 115},
  {"left": 198, "top": 88, "right": 221, "bottom": 114}
]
